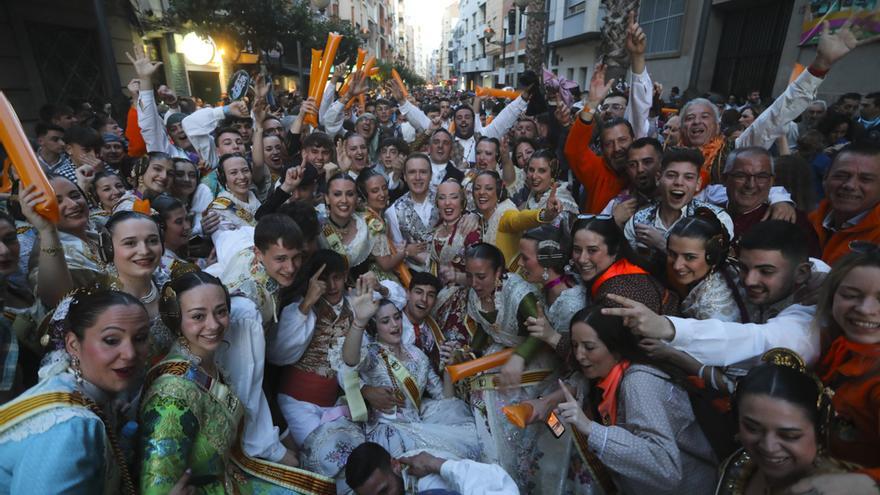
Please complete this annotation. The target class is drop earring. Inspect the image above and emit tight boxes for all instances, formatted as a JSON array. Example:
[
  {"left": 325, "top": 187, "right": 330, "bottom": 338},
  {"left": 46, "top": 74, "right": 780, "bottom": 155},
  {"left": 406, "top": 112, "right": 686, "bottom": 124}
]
[
  {"left": 70, "top": 355, "right": 84, "bottom": 385},
  {"left": 542, "top": 267, "right": 550, "bottom": 282}
]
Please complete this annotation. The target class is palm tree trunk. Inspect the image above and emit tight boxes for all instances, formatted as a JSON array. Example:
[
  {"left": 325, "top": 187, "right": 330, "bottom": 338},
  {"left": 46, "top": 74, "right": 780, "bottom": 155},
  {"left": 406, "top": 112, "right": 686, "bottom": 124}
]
[
  {"left": 599, "top": 0, "right": 640, "bottom": 82},
  {"left": 524, "top": 0, "right": 547, "bottom": 74}
]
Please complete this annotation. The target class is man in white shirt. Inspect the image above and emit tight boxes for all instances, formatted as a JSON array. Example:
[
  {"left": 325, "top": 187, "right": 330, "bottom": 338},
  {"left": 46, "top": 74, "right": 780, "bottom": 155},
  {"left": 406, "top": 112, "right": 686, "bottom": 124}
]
[
  {"left": 602, "top": 220, "right": 831, "bottom": 367},
  {"left": 385, "top": 154, "right": 436, "bottom": 270},
  {"left": 345, "top": 442, "right": 518, "bottom": 495}
]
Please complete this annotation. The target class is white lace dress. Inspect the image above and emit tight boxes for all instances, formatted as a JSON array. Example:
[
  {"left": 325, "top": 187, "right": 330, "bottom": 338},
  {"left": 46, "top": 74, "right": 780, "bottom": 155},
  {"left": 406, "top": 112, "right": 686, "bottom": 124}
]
[
  {"left": 680, "top": 268, "right": 742, "bottom": 322},
  {"left": 330, "top": 339, "right": 481, "bottom": 460}
]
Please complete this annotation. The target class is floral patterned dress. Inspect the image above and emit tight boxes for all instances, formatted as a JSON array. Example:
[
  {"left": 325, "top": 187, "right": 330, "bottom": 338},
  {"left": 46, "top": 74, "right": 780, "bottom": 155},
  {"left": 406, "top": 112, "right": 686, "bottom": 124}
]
[
  {"left": 331, "top": 339, "right": 481, "bottom": 460},
  {"left": 430, "top": 217, "right": 481, "bottom": 346}
]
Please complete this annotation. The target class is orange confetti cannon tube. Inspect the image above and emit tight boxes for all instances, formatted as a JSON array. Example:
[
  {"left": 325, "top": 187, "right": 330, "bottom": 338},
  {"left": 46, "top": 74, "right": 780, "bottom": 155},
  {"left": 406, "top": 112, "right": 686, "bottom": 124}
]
[
  {"left": 502, "top": 402, "right": 534, "bottom": 429},
  {"left": 475, "top": 85, "right": 521, "bottom": 100},
  {"left": 446, "top": 348, "right": 515, "bottom": 383},
  {"left": 391, "top": 68, "right": 409, "bottom": 99},
  {"left": 308, "top": 49, "right": 323, "bottom": 97},
  {"left": 0, "top": 92, "right": 59, "bottom": 223}
]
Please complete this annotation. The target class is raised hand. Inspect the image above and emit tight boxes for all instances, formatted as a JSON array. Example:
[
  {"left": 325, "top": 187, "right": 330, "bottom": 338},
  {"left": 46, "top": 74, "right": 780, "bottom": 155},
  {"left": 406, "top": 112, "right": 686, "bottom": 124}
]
[
  {"left": 625, "top": 11, "right": 647, "bottom": 56},
  {"left": 280, "top": 165, "right": 304, "bottom": 194},
  {"left": 303, "top": 264, "right": 327, "bottom": 308},
  {"left": 125, "top": 43, "right": 162, "bottom": 90},
  {"left": 542, "top": 182, "right": 562, "bottom": 223},
  {"left": 75, "top": 163, "right": 97, "bottom": 191},
  {"left": 226, "top": 100, "right": 249, "bottom": 119},
  {"left": 388, "top": 75, "right": 407, "bottom": 102},
  {"left": 587, "top": 64, "right": 616, "bottom": 109},
  {"left": 157, "top": 85, "right": 178, "bottom": 106},
  {"left": 600, "top": 294, "right": 676, "bottom": 340},
  {"left": 18, "top": 185, "right": 54, "bottom": 233},
  {"left": 398, "top": 452, "right": 446, "bottom": 477},
  {"left": 201, "top": 210, "right": 221, "bottom": 236},
  {"left": 350, "top": 275, "right": 379, "bottom": 327},
  {"left": 255, "top": 74, "right": 270, "bottom": 101},
  {"left": 556, "top": 379, "right": 591, "bottom": 435},
  {"left": 336, "top": 138, "right": 352, "bottom": 172},
  {"left": 554, "top": 94, "right": 573, "bottom": 127},
  {"left": 813, "top": 12, "right": 880, "bottom": 71}
]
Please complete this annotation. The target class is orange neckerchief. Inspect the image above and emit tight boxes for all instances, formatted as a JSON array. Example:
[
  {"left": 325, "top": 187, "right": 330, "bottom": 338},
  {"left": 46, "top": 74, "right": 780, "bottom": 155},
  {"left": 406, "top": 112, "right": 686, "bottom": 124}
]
[
  {"left": 698, "top": 135, "right": 725, "bottom": 188},
  {"left": 819, "top": 336, "right": 880, "bottom": 384},
  {"left": 591, "top": 259, "right": 648, "bottom": 298},
  {"left": 596, "top": 360, "right": 631, "bottom": 425}
]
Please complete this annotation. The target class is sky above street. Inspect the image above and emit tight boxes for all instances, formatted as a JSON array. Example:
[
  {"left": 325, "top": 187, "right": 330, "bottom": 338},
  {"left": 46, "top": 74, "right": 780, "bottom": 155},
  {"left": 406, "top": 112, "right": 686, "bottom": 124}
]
[{"left": 405, "top": 0, "right": 447, "bottom": 49}]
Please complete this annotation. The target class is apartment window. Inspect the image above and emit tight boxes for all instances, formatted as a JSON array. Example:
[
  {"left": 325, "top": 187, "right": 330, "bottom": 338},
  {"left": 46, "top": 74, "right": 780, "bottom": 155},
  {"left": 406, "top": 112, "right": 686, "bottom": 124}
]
[
  {"left": 566, "top": 0, "right": 586, "bottom": 15},
  {"left": 639, "top": 0, "right": 685, "bottom": 55},
  {"left": 579, "top": 67, "right": 588, "bottom": 88},
  {"left": 566, "top": 68, "right": 574, "bottom": 80}
]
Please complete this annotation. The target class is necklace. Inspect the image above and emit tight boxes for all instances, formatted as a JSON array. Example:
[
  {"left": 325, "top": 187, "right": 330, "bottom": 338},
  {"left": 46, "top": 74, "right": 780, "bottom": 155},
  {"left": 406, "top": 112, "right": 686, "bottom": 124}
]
[
  {"left": 139, "top": 282, "right": 158, "bottom": 304},
  {"left": 329, "top": 216, "right": 352, "bottom": 236}
]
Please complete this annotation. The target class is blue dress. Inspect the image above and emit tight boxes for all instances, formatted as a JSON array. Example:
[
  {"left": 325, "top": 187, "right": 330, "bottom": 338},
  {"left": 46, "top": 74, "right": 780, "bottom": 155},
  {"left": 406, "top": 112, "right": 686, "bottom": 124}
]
[{"left": 0, "top": 365, "right": 118, "bottom": 494}]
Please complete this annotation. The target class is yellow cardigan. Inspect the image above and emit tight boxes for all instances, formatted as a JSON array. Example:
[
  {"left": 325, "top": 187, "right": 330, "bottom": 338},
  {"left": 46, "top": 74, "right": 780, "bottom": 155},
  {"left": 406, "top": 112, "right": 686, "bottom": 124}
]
[{"left": 494, "top": 208, "right": 546, "bottom": 270}]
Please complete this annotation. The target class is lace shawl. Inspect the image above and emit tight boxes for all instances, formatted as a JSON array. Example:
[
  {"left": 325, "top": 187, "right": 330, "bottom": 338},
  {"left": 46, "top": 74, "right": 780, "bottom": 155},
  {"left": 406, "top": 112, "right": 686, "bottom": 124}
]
[
  {"left": 467, "top": 273, "right": 538, "bottom": 348},
  {"left": 681, "top": 268, "right": 742, "bottom": 322},
  {"left": 546, "top": 284, "right": 587, "bottom": 333}
]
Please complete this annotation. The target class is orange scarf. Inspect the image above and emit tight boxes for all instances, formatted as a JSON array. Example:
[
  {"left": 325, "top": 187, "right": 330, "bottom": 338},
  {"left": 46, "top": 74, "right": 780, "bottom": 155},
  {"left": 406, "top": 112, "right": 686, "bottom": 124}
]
[
  {"left": 591, "top": 259, "right": 648, "bottom": 298},
  {"left": 819, "top": 336, "right": 880, "bottom": 384},
  {"left": 596, "top": 360, "right": 631, "bottom": 425},
  {"left": 698, "top": 136, "right": 725, "bottom": 188}
]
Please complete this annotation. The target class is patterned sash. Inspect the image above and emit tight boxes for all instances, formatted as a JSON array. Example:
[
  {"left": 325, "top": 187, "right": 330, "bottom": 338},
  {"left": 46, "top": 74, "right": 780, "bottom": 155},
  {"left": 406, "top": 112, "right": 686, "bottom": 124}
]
[
  {"left": 321, "top": 223, "right": 347, "bottom": 262},
  {"left": 378, "top": 346, "right": 422, "bottom": 411},
  {"left": 571, "top": 427, "right": 617, "bottom": 494},
  {"left": 144, "top": 359, "right": 241, "bottom": 425}
]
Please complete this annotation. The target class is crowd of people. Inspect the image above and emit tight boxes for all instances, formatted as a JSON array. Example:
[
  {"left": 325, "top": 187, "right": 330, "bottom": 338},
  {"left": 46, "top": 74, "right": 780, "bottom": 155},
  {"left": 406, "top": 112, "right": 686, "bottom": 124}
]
[{"left": 0, "top": 12, "right": 879, "bottom": 495}]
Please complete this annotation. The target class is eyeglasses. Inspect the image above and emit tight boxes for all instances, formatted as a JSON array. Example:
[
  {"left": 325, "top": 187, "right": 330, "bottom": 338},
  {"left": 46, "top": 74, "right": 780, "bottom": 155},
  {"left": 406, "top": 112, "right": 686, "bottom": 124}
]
[
  {"left": 599, "top": 103, "right": 625, "bottom": 112},
  {"left": 726, "top": 172, "right": 773, "bottom": 185},
  {"left": 576, "top": 214, "right": 613, "bottom": 221}
]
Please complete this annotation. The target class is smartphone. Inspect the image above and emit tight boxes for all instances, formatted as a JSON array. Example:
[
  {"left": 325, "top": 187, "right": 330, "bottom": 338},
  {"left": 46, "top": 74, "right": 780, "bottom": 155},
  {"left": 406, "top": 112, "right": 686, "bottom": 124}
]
[{"left": 546, "top": 411, "right": 566, "bottom": 438}]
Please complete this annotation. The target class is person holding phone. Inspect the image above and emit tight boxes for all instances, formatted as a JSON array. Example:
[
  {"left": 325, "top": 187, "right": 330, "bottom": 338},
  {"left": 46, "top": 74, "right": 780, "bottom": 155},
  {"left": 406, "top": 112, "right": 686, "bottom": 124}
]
[{"left": 523, "top": 307, "right": 717, "bottom": 495}]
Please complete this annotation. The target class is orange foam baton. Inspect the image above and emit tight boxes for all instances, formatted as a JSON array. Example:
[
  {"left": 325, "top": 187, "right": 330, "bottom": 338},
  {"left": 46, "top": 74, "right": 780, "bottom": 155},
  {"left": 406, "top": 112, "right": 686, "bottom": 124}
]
[
  {"left": 308, "top": 49, "right": 323, "bottom": 97},
  {"left": 392, "top": 68, "right": 408, "bottom": 99},
  {"left": 0, "top": 92, "right": 59, "bottom": 223},
  {"left": 502, "top": 402, "right": 534, "bottom": 429},
  {"left": 475, "top": 86, "right": 521, "bottom": 100},
  {"left": 306, "top": 33, "right": 342, "bottom": 127},
  {"left": 446, "top": 348, "right": 514, "bottom": 383}
]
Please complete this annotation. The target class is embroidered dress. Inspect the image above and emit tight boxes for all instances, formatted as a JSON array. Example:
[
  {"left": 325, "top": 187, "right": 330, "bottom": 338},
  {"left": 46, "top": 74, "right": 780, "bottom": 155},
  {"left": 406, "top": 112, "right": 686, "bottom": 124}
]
[
  {"left": 0, "top": 356, "right": 127, "bottom": 494},
  {"left": 330, "top": 339, "right": 481, "bottom": 460},
  {"left": 464, "top": 273, "right": 562, "bottom": 492},
  {"left": 209, "top": 190, "right": 260, "bottom": 233},
  {"left": 430, "top": 217, "right": 482, "bottom": 347},
  {"left": 28, "top": 230, "right": 104, "bottom": 294},
  {"left": 139, "top": 345, "right": 243, "bottom": 494},
  {"left": 318, "top": 213, "right": 374, "bottom": 273},
  {"left": 278, "top": 298, "right": 366, "bottom": 482},
  {"left": 715, "top": 449, "right": 855, "bottom": 495},
  {"left": 680, "top": 268, "right": 742, "bottom": 322}
]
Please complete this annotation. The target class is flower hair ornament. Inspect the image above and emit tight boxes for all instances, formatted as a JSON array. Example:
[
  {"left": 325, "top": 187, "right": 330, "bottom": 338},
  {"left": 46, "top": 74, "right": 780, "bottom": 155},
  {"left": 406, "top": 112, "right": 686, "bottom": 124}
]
[{"left": 42, "top": 286, "right": 102, "bottom": 351}]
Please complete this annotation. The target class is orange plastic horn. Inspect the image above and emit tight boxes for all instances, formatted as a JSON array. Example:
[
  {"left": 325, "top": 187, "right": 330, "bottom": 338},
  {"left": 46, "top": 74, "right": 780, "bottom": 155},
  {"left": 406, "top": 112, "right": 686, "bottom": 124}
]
[
  {"left": 0, "top": 92, "right": 59, "bottom": 223},
  {"left": 391, "top": 68, "right": 408, "bottom": 99},
  {"left": 502, "top": 402, "right": 534, "bottom": 429},
  {"left": 446, "top": 348, "right": 514, "bottom": 383},
  {"left": 475, "top": 86, "right": 521, "bottom": 100},
  {"left": 340, "top": 48, "right": 367, "bottom": 97}
]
